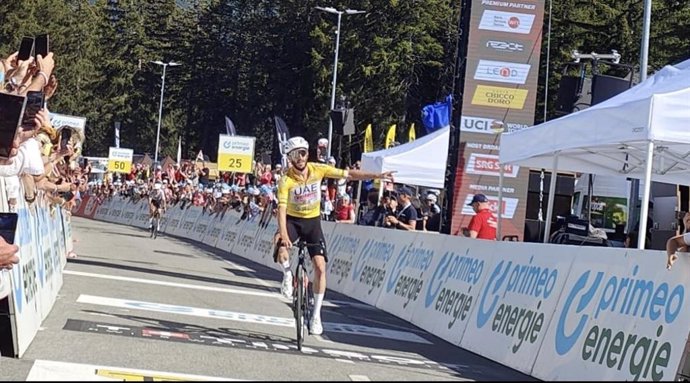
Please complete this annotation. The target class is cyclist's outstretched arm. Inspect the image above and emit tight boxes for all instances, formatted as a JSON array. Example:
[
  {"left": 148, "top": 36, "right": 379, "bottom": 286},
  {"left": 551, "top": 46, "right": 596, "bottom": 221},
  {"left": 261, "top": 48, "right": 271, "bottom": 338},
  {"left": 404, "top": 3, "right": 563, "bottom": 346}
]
[{"left": 347, "top": 169, "right": 396, "bottom": 182}]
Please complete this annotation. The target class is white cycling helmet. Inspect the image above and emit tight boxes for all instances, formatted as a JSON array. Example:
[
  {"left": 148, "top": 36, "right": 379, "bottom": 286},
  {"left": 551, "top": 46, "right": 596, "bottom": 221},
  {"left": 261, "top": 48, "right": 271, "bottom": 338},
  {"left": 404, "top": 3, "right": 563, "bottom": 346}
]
[
  {"left": 284, "top": 136, "right": 309, "bottom": 154},
  {"left": 153, "top": 183, "right": 162, "bottom": 190}
]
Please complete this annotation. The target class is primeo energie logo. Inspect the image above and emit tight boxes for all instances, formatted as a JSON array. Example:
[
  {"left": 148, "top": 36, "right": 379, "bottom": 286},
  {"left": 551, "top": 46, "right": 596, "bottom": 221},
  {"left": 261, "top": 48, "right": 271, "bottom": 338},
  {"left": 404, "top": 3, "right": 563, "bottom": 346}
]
[
  {"left": 476, "top": 257, "right": 558, "bottom": 353},
  {"left": 555, "top": 265, "right": 683, "bottom": 381}
]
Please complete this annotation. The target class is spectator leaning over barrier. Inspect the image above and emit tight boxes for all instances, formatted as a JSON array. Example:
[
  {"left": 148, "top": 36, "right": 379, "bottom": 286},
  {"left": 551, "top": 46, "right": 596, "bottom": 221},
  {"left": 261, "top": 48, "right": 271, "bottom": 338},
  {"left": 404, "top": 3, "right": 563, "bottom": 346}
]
[
  {"left": 384, "top": 186, "right": 417, "bottom": 231},
  {"left": 464, "top": 193, "right": 497, "bottom": 240},
  {"left": 665, "top": 212, "right": 690, "bottom": 270}
]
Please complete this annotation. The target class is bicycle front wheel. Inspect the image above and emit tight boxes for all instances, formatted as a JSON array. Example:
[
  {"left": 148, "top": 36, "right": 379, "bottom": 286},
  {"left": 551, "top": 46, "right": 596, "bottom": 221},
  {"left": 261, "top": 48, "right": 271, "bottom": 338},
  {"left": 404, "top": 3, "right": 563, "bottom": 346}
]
[{"left": 295, "top": 266, "right": 305, "bottom": 350}]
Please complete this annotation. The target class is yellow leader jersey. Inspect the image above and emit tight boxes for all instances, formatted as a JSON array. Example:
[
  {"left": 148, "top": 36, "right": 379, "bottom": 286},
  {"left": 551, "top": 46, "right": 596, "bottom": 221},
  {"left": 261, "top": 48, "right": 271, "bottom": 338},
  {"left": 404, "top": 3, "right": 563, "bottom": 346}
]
[{"left": 277, "top": 162, "right": 348, "bottom": 218}]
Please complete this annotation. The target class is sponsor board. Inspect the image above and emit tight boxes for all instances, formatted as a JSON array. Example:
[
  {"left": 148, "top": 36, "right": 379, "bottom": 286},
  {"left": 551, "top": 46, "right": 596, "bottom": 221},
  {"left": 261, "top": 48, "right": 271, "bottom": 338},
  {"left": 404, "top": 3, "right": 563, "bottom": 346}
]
[
  {"left": 471, "top": 85, "right": 528, "bottom": 109},
  {"left": 461, "top": 194, "right": 519, "bottom": 219},
  {"left": 461, "top": 115, "right": 530, "bottom": 135},
  {"left": 478, "top": 10, "right": 535, "bottom": 34},
  {"left": 474, "top": 60, "right": 531, "bottom": 84},
  {"left": 466, "top": 153, "right": 520, "bottom": 177},
  {"left": 460, "top": 241, "right": 576, "bottom": 375}
]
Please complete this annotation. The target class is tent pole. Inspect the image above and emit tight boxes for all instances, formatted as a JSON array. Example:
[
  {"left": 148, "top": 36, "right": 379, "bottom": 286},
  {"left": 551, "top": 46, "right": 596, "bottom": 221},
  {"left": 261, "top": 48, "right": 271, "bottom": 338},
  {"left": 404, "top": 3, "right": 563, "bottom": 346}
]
[
  {"left": 543, "top": 153, "right": 559, "bottom": 243},
  {"left": 497, "top": 166, "right": 504, "bottom": 240},
  {"left": 638, "top": 141, "right": 654, "bottom": 249}
]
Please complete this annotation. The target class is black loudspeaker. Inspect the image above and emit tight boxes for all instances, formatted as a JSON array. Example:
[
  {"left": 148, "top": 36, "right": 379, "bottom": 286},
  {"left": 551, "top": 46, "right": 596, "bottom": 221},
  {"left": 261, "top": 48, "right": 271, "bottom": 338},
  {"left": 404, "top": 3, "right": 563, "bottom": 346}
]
[
  {"left": 554, "top": 76, "right": 581, "bottom": 115},
  {"left": 330, "top": 109, "right": 345, "bottom": 135},
  {"left": 591, "top": 74, "right": 632, "bottom": 105}
]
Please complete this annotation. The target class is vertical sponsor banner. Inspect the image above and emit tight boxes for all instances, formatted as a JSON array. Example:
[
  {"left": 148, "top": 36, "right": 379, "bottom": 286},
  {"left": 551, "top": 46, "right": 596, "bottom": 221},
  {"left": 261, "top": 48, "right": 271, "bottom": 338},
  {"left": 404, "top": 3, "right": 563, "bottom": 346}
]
[
  {"left": 162, "top": 205, "right": 185, "bottom": 234},
  {"left": 451, "top": 0, "right": 546, "bottom": 239},
  {"left": 233, "top": 217, "right": 260, "bottom": 258},
  {"left": 179, "top": 206, "right": 202, "bottom": 238},
  {"left": 192, "top": 211, "right": 213, "bottom": 242},
  {"left": 217, "top": 210, "right": 244, "bottom": 254},
  {"left": 200, "top": 211, "right": 226, "bottom": 248},
  {"left": 344, "top": 227, "right": 418, "bottom": 306},
  {"left": 251, "top": 214, "right": 280, "bottom": 267},
  {"left": 9, "top": 197, "right": 42, "bottom": 357},
  {"left": 121, "top": 201, "right": 137, "bottom": 226},
  {"left": 325, "top": 223, "right": 366, "bottom": 295},
  {"left": 533, "top": 248, "right": 690, "bottom": 381},
  {"left": 409, "top": 234, "right": 494, "bottom": 345},
  {"left": 459, "top": 241, "right": 577, "bottom": 375},
  {"left": 94, "top": 198, "right": 112, "bottom": 221}
]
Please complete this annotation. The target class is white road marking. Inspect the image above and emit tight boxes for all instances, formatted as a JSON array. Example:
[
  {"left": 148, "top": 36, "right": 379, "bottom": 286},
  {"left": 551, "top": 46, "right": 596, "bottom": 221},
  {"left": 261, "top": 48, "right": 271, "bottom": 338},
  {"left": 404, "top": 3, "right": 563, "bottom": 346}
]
[
  {"left": 76, "top": 294, "right": 432, "bottom": 344},
  {"left": 336, "top": 359, "right": 355, "bottom": 364},
  {"left": 26, "top": 359, "right": 239, "bottom": 381},
  {"left": 64, "top": 270, "right": 281, "bottom": 299},
  {"left": 349, "top": 375, "right": 371, "bottom": 381},
  {"left": 314, "top": 335, "right": 335, "bottom": 343}
]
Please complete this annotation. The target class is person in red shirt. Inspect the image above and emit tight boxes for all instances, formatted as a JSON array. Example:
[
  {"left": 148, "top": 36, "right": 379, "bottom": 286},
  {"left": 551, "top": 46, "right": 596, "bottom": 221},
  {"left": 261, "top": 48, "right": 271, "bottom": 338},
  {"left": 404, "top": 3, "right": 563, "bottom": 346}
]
[
  {"left": 334, "top": 194, "right": 355, "bottom": 224},
  {"left": 465, "top": 194, "right": 497, "bottom": 240}
]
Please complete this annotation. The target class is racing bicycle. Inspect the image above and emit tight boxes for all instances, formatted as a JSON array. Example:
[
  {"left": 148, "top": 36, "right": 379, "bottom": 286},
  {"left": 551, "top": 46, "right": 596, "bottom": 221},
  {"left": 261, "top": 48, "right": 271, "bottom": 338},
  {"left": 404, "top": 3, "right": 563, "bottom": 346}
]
[
  {"left": 292, "top": 240, "right": 320, "bottom": 351},
  {"left": 150, "top": 208, "right": 162, "bottom": 239}
]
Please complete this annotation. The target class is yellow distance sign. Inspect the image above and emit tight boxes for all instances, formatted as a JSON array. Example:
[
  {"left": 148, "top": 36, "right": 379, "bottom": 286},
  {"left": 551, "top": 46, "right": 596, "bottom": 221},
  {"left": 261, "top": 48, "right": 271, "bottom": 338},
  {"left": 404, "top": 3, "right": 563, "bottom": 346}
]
[
  {"left": 108, "top": 147, "right": 134, "bottom": 174},
  {"left": 217, "top": 134, "right": 255, "bottom": 173}
]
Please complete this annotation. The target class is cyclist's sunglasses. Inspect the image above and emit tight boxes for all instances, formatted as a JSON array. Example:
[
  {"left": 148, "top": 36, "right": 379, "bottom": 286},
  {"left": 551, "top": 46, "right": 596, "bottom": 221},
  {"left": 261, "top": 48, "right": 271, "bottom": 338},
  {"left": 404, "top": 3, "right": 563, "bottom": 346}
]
[{"left": 288, "top": 149, "right": 308, "bottom": 161}]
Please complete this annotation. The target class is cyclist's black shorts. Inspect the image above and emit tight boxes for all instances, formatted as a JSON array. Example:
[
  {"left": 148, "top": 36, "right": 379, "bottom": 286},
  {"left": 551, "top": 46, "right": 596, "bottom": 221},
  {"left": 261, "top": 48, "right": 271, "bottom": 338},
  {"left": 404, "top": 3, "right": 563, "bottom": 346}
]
[
  {"left": 150, "top": 199, "right": 161, "bottom": 209},
  {"left": 274, "top": 216, "right": 327, "bottom": 262}
]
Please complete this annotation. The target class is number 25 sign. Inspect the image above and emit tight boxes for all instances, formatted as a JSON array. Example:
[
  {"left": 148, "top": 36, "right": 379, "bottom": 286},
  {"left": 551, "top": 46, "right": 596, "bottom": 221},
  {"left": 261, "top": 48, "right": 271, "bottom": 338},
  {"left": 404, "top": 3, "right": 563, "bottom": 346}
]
[{"left": 217, "top": 135, "right": 255, "bottom": 173}]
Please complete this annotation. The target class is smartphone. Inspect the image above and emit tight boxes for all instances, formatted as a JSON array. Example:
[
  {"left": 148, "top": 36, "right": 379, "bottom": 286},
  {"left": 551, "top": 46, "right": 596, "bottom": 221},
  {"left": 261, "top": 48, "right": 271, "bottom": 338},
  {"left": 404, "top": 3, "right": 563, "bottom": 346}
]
[
  {"left": 0, "top": 93, "right": 26, "bottom": 159},
  {"left": 18, "top": 36, "right": 34, "bottom": 61},
  {"left": 21, "top": 91, "right": 44, "bottom": 130},
  {"left": 60, "top": 128, "right": 72, "bottom": 150},
  {"left": 0, "top": 213, "right": 18, "bottom": 245},
  {"left": 34, "top": 34, "right": 49, "bottom": 59}
]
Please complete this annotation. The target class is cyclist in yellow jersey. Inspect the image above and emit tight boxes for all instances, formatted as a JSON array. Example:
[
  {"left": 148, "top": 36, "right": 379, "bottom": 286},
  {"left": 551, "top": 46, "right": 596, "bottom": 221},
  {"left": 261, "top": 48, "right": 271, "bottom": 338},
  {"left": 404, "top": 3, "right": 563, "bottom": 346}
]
[{"left": 275, "top": 136, "right": 395, "bottom": 335}]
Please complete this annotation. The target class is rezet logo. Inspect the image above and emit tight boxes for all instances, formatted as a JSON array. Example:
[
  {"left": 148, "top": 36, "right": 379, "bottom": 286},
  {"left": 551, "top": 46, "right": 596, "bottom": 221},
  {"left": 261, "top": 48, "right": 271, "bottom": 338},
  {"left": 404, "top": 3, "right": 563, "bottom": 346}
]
[
  {"left": 479, "top": 10, "right": 535, "bottom": 34},
  {"left": 485, "top": 40, "right": 525, "bottom": 53},
  {"left": 474, "top": 60, "right": 531, "bottom": 84}
]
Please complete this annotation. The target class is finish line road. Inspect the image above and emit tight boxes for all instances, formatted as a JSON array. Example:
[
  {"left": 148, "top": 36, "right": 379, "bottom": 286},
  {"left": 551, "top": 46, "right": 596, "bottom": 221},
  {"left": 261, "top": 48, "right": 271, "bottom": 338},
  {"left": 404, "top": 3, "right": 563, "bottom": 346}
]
[{"left": 0, "top": 217, "right": 534, "bottom": 381}]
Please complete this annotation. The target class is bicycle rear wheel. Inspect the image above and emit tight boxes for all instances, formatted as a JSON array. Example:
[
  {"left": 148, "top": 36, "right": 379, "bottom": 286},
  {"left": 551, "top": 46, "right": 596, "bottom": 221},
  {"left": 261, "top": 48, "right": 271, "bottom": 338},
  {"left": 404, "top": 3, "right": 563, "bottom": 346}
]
[{"left": 295, "top": 265, "right": 305, "bottom": 350}]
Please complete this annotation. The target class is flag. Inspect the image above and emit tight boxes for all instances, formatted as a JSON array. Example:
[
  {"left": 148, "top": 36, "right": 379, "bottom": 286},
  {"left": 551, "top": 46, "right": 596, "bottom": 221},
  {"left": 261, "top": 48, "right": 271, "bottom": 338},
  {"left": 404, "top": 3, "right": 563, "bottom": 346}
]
[
  {"left": 225, "top": 116, "right": 236, "bottom": 136},
  {"left": 275, "top": 116, "right": 291, "bottom": 169},
  {"left": 385, "top": 124, "right": 396, "bottom": 149},
  {"left": 421, "top": 94, "right": 453, "bottom": 134},
  {"left": 176, "top": 136, "right": 182, "bottom": 165},
  {"left": 408, "top": 123, "right": 416, "bottom": 142},
  {"left": 363, "top": 124, "right": 374, "bottom": 153},
  {"left": 114, "top": 121, "right": 120, "bottom": 148},
  {"left": 196, "top": 150, "right": 204, "bottom": 162}
]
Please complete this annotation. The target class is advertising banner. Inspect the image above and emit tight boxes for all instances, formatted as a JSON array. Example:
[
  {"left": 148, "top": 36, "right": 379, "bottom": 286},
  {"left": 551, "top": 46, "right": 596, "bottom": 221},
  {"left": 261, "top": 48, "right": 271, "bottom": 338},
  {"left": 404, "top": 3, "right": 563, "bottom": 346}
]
[
  {"left": 533, "top": 248, "right": 690, "bottom": 381},
  {"left": 409, "top": 234, "right": 494, "bottom": 345},
  {"left": 107, "top": 147, "right": 134, "bottom": 174},
  {"left": 217, "top": 135, "right": 255, "bottom": 174},
  {"left": 459, "top": 241, "right": 577, "bottom": 375},
  {"left": 451, "top": 0, "right": 546, "bottom": 240}
]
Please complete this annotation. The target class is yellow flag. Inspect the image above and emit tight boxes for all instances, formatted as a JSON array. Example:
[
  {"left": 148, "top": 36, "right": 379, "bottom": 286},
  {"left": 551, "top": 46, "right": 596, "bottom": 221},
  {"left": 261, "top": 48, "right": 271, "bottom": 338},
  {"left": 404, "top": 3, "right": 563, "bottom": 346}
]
[
  {"left": 385, "top": 124, "right": 396, "bottom": 149},
  {"left": 408, "top": 123, "right": 416, "bottom": 142},
  {"left": 364, "top": 124, "right": 374, "bottom": 153}
]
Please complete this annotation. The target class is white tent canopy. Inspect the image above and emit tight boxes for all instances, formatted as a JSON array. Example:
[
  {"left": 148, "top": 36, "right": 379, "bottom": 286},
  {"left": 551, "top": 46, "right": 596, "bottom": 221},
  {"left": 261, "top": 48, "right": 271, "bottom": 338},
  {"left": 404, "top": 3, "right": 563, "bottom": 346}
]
[
  {"left": 498, "top": 57, "right": 690, "bottom": 248},
  {"left": 361, "top": 126, "right": 449, "bottom": 189},
  {"left": 499, "top": 58, "right": 690, "bottom": 186}
]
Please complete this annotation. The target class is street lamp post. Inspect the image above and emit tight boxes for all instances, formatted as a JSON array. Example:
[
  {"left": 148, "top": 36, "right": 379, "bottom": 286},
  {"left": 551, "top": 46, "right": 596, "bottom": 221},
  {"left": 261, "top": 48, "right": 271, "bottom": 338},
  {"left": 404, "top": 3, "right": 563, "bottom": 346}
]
[
  {"left": 315, "top": 6, "right": 365, "bottom": 159},
  {"left": 151, "top": 60, "right": 181, "bottom": 165}
]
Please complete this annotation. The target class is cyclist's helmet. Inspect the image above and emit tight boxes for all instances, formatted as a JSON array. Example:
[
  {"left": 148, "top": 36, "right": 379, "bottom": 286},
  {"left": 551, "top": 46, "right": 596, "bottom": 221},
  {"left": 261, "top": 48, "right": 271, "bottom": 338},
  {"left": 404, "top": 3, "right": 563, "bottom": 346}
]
[
  {"left": 284, "top": 136, "right": 309, "bottom": 154},
  {"left": 153, "top": 182, "right": 162, "bottom": 190}
]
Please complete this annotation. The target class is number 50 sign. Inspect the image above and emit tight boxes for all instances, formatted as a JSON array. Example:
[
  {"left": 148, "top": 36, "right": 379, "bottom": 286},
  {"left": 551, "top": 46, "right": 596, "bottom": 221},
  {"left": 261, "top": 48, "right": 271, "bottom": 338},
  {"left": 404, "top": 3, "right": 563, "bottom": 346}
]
[
  {"left": 217, "top": 134, "right": 255, "bottom": 173},
  {"left": 108, "top": 147, "right": 134, "bottom": 173}
]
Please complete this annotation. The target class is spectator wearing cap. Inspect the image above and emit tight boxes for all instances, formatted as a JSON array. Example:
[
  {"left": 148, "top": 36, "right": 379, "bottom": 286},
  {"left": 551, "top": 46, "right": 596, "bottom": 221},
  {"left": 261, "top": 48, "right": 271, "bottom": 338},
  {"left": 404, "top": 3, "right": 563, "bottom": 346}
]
[
  {"left": 422, "top": 193, "right": 442, "bottom": 232},
  {"left": 464, "top": 194, "right": 497, "bottom": 240},
  {"left": 384, "top": 186, "right": 418, "bottom": 230}
]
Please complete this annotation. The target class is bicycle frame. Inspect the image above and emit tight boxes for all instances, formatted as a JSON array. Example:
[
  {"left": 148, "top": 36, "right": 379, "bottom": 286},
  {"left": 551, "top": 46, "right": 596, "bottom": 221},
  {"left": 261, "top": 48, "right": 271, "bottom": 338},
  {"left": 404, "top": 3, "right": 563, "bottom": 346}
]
[{"left": 293, "top": 240, "right": 317, "bottom": 351}]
